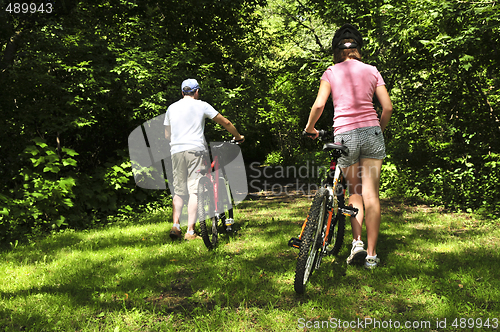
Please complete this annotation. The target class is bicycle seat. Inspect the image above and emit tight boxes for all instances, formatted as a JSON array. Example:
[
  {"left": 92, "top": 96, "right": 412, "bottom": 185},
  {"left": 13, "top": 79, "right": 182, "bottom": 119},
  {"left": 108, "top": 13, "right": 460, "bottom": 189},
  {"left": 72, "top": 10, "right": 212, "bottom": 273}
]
[{"left": 323, "top": 143, "right": 349, "bottom": 156}]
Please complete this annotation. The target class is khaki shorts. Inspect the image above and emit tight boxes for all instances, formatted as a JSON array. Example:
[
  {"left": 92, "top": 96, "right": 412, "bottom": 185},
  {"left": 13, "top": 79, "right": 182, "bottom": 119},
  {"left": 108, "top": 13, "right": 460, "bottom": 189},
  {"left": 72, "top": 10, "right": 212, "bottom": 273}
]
[
  {"left": 334, "top": 126, "right": 386, "bottom": 168},
  {"left": 171, "top": 150, "right": 205, "bottom": 196}
]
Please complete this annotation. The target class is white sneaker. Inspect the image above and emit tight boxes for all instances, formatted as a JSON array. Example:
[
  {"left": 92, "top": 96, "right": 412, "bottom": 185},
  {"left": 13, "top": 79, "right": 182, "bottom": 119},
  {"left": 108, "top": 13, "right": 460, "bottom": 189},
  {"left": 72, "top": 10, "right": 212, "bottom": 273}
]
[
  {"left": 346, "top": 240, "right": 367, "bottom": 265},
  {"left": 364, "top": 255, "right": 380, "bottom": 270}
]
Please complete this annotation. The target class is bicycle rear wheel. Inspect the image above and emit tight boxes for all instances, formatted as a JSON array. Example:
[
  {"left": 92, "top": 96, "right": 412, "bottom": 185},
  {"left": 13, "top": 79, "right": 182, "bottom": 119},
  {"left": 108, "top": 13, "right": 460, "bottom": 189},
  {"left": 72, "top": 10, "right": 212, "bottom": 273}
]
[
  {"left": 198, "top": 177, "right": 218, "bottom": 249},
  {"left": 294, "top": 187, "right": 329, "bottom": 294}
]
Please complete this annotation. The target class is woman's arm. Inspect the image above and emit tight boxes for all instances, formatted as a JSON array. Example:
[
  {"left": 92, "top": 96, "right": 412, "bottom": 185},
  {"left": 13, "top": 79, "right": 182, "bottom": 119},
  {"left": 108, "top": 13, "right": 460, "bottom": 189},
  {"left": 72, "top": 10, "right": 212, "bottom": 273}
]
[
  {"left": 304, "top": 79, "right": 331, "bottom": 138},
  {"left": 375, "top": 85, "right": 393, "bottom": 132}
]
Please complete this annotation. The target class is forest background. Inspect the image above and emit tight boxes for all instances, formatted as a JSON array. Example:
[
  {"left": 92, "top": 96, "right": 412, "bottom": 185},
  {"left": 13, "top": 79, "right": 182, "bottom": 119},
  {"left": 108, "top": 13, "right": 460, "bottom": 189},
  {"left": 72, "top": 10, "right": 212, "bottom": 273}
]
[{"left": 1, "top": 0, "right": 499, "bottom": 244}]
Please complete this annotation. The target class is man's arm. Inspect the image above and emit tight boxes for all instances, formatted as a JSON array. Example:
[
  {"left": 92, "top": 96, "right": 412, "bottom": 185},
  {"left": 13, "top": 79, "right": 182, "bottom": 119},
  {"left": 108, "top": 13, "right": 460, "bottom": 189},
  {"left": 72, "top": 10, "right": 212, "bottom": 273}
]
[
  {"left": 165, "top": 126, "right": 171, "bottom": 140},
  {"left": 212, "top": 113, "right": 244, "bottom": 142}
]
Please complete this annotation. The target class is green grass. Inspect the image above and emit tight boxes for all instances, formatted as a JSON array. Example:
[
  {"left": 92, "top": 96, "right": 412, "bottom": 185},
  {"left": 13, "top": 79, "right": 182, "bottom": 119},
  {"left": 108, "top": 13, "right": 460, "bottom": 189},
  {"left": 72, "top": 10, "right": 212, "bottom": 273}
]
[{"left": 1, "top": 196, "right": 499, "bottom": 331}]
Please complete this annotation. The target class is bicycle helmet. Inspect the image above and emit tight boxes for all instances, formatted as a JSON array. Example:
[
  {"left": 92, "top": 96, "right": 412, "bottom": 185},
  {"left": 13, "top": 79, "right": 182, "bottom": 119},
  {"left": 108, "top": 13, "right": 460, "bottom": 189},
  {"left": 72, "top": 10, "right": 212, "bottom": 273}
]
[{"left": 331, "top": 23, "right": 363, "bottom": 50}]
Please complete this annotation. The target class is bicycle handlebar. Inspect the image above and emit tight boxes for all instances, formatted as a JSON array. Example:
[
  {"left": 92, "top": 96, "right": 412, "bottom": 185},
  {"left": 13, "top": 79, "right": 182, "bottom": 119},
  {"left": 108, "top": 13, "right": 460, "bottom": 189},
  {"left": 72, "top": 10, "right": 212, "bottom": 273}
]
[
  {"left": 211, "top": 139, "right": 243, "bottom": 150},
  {"left": 231, "top": 138, "right": 244, "bottom": 144},
  {"left": 302, "top": 129, "right": 332, "bottom": 141}
]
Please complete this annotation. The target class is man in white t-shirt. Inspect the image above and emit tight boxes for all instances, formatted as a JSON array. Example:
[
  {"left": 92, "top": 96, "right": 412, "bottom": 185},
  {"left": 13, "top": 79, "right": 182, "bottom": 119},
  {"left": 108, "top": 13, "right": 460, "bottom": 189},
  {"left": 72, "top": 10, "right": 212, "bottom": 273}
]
[{"left": 164, "top": 79, "right": 244, "bottom": 240}]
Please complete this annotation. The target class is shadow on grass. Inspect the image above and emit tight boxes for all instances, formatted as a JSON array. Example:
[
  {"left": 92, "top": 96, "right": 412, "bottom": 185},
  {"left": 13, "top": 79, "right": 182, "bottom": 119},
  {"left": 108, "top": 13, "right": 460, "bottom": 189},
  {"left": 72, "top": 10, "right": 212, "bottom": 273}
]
[
  {"left": 303, "top": 204, "right": 500, "bottom": 319},
  {"left": 0, "top": 202, "right": 300, "bottom": 330},
  {"left": 1, "top": 196, "right": 499, "bottom": 330}
]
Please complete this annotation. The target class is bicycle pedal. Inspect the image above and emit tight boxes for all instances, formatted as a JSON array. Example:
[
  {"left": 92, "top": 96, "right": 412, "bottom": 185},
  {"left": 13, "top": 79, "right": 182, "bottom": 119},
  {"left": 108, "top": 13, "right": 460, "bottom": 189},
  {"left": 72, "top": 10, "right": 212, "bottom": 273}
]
[
  {"left": 340, "top": 206, "right": 358, "bottom": 217},
  {"left": 288, "top": 237, "right": 302, "bottom": 249},
  {"left": 225, "top": 218, "right": 234, "bottom": 226}
]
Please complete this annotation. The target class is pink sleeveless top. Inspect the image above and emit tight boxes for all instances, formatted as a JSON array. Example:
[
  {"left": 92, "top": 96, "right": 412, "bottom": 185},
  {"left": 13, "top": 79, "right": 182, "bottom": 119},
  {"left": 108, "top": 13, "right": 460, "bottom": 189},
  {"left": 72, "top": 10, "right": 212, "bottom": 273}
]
[{"left": 321, "top": 60, "right": 385, "bottom": 134}]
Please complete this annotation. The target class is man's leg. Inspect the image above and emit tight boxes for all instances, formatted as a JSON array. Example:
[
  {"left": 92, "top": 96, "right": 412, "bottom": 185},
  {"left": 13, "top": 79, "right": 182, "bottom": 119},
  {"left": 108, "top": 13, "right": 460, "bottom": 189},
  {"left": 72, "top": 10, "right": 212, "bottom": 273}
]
[
  {"left": 170, "top": 151, "right": 188, "bottom": 239},
  {"left": 184, "top": 151, "right": 203, "bottom": 240},
  {"left": 172, "top": 194, "right": 184, "bottom": 226},
  {"left": 187, "top": 193, "right": 197, "bottom": 233},
  {"left": 169, "top": 194, "right": 184, "bottom": 239}
]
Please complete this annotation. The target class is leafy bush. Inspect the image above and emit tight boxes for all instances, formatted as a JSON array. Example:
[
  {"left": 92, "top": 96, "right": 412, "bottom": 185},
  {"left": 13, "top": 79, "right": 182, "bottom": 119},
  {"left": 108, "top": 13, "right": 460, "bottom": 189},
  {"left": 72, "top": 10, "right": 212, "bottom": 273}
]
[
  {"left": 0, "top": 138, "right": 78, "bottom": 241},
  {"left": 0, "top": 138, "right": 155, "bottom": 244},
  {"left": 380, "top": 154, "right": 500, "bottom": 218},
  {"left": 264, "top": 151, "right": 284, "bottom": 165}
]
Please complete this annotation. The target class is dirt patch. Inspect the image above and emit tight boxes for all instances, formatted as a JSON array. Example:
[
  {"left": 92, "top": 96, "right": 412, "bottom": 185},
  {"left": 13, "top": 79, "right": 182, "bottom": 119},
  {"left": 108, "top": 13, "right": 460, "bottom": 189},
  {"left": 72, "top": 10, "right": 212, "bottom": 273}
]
[{"left": 380, "top": 197, "right": 448, "bottom": 215}]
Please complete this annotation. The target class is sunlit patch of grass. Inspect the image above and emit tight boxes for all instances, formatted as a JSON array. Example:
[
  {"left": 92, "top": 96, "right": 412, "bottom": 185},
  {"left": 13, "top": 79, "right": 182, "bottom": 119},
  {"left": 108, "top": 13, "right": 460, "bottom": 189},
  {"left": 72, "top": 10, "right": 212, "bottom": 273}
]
[{"left": 0, "top": 197, "right": 499, "bottom": 331}]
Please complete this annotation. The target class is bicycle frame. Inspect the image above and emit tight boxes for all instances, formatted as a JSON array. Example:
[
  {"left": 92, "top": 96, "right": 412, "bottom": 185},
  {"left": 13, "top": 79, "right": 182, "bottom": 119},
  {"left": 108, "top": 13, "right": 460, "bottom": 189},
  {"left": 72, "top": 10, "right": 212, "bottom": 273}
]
[
  {"left": 320, "top": 156, "right": 351, "bottom": 256},
  {"left": 292, "top": 152, "right": 345, "bottom": 244},
  {"left": 289, "top": 132, "right": 357, "bottom": 253},
  {"left": 197, "top": 141, "right": 240, "bottom": 249},
  {"left": 202, "top": 151, "right": 225, "bottom": 217},
  {"left": 199, "top": 143, "right": 234, "bottom": 225},
  {"left": 290, "top": 130, "right": 358, "bottom": 294}
]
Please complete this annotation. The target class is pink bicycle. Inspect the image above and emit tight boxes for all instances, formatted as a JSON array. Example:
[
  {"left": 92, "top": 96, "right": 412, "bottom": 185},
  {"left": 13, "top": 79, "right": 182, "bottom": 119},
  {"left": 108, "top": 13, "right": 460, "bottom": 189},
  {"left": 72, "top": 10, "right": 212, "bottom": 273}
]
[{"left": 196, "top": 140, "right": 242, "bottom": 249}]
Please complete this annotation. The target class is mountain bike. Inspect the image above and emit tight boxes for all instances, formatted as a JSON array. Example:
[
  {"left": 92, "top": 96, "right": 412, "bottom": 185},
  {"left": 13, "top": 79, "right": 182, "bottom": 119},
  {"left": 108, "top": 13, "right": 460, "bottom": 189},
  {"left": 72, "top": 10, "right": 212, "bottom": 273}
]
[
  {"left": 288, "top": 130, "right": 358, "bottom": 294},
  {"left": 196, "top": 140, "right": 242, "bottom": 249}
]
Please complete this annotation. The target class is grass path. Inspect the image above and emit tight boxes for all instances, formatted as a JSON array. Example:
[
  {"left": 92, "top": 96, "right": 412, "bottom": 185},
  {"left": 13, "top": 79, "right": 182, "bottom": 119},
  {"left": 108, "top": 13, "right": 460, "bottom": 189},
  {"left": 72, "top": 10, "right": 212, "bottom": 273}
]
[{"left": 1, "top": 195, "right": 499, "bottom": 331}]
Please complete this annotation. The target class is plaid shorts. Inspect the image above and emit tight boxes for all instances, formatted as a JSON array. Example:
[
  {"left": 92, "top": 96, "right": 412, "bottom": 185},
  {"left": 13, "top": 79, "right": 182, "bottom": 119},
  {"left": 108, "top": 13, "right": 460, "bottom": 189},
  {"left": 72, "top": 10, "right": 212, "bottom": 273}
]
[{"left": 334, "top": 126, "right": 386, "bottom": 168}]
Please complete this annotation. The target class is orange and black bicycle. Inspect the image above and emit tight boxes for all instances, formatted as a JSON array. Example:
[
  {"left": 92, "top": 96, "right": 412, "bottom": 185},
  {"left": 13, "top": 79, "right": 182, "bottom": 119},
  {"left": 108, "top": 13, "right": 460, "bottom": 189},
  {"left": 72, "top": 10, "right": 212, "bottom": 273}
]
[{"left": 288, "top": 130, "right": 358, "bottom": 294}]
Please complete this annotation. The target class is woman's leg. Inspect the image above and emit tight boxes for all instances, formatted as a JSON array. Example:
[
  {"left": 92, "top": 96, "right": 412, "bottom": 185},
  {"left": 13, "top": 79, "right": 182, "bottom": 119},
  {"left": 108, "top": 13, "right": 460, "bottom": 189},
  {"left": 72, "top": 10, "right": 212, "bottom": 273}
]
[
  {"left": 359, "top": 158, "right": 383, "bottom": 257},
  {"left": 342, "top": 162, "right": 363, "bottom": 241}
]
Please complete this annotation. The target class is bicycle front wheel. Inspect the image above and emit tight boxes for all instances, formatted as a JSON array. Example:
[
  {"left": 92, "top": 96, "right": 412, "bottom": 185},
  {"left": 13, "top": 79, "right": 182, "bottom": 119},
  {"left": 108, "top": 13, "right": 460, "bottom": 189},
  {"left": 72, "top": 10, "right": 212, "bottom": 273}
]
[
  {"left": 198, "top": 177, "right": 218, "bottom": 249},
  {"left": 217, "top": 178, "right": 234, "bottom": 231},
  {"left": 294, "top": 187, "right": 329, "bottom": 294}
]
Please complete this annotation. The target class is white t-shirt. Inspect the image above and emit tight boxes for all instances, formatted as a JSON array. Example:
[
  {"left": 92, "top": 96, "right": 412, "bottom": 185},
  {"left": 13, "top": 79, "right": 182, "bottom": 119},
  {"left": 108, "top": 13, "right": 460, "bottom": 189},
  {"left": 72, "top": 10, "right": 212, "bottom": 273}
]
[{"left": 163, "top": 98, "right": 219, "bottom": 154}]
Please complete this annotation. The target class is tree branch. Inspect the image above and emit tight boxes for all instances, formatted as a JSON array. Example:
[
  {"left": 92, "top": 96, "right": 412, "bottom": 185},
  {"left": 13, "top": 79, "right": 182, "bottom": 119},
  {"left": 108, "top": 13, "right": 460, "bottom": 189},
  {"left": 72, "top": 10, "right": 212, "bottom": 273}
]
[
  {"left": 1, "top": 31, "right": 22, "bottom": 72},
  {"left": 276, "top": 0, "right": 325, "bottom": 51}
]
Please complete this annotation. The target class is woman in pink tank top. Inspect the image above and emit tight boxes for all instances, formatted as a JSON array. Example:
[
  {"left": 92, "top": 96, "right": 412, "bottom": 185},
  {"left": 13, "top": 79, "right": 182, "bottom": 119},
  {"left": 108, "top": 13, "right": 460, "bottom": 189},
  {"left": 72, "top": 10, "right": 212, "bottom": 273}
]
[{"left": 304, "top": 24, "right": 393, "bottom": 269}]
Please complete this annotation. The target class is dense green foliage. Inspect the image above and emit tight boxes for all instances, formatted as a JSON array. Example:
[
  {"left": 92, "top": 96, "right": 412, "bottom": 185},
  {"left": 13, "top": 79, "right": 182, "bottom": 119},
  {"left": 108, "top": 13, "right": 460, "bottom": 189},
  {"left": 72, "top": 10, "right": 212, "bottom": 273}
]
[
  {"left": 1, "top": 0, "right": 499, "bottom": 242},
  {"left": 368, "top": 0, "right": 500, "bottom": 213},
  {"left": 261, "top": 0, "right": 500, "bottom": 214},
  {"left": 0, "top": 0, "right": 265, "bottom": 242}
]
